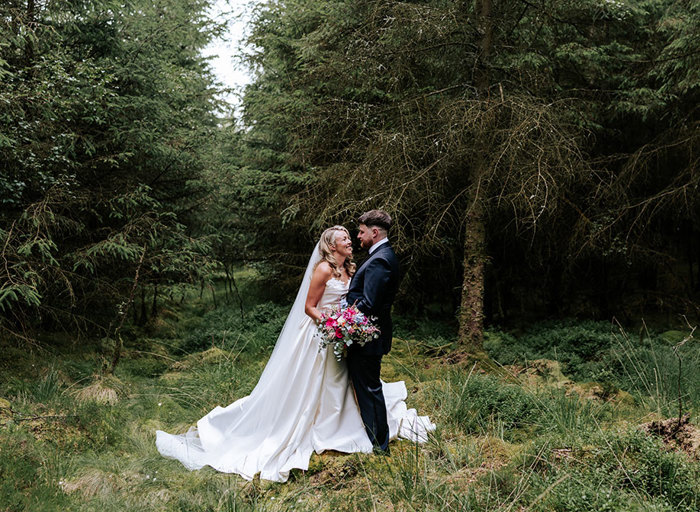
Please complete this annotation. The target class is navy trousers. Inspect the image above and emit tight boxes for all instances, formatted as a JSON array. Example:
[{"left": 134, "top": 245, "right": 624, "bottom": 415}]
[{"left": 347, "top": 353, "right": 389, "bottom": 452}]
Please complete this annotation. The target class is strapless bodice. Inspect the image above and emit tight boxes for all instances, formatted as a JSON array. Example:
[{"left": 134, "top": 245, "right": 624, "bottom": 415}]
[{"left": 317, "top": 277, "right": 348, "bottom": 311}]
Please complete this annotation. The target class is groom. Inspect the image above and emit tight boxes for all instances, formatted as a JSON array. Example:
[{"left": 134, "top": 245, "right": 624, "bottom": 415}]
[{"left": 346, "top": 209, "right": 400, "bottom": 454}]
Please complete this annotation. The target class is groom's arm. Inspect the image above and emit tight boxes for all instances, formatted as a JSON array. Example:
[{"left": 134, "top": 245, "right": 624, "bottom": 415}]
[{"left": 354, "top": 257, "right": 391, "bottom": 316}]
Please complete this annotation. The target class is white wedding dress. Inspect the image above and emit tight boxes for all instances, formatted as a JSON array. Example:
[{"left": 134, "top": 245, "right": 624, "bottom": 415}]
[{"left": 156, "top": 245, "right": 435, "bottom": 483}]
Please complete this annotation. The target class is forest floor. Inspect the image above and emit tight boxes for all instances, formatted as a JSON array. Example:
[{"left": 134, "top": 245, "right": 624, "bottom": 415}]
[{"left": 1, "top": 270, "right": 699, "bottom": 511}]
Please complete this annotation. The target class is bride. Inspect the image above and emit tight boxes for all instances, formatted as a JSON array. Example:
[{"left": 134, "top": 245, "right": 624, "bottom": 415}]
[{"left": 156, "top": 226, "right": 435, "bottom": 482}]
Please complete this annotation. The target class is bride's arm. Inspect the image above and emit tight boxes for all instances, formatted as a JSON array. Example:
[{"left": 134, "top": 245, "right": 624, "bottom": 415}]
[{"left": 305, "top": 262, "right": 333, "bottom": 323}]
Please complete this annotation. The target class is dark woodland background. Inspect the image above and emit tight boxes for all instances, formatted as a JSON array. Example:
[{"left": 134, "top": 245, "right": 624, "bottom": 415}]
[{"left": 1, "top": 0, "right": 698, "bottom": 346}]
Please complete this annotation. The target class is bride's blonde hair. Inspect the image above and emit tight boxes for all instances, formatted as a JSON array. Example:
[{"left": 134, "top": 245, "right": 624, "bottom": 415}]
[{"left": 317, "top": 225, "right": 356, "bottom": 278}]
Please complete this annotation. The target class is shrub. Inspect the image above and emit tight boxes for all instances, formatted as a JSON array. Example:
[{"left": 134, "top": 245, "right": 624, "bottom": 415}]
[
  {"left": 520, "top": 428, "right": 700, "bottom": 511},
  {"left": 484, "top": 321, "right": 700, "bottom": 415},
  {"left": 0, "top": 430, "right": 70, "bottom": 511},
  {"left": 394, "top": 313, "right": 457, "bottom": 341},
  {"left": 176, "top": 302, "right": 288, "bottom": 356},
  {"left": 120, "top": 356, "right": 169, "bottom": 378},
  {"left": 436, "top": 371, "right": 539, "bottom": 438}
]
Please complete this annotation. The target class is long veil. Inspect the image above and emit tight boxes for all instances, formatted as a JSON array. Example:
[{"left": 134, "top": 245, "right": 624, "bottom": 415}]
[
  {"left": 155, "top": 242, "right": 324, "bottom": 469},
  {"left": 251, "top": 242, "right": 321, "bottom": 378}
]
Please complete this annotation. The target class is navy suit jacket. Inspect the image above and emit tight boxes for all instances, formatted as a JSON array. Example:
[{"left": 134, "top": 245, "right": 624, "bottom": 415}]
[{"left": 346, "top": 242, "right": 399, "bottom": 356}]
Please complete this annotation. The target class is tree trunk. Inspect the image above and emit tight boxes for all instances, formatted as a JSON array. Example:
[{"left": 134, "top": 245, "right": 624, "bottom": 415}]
[
  {"left": 110, "top": 245, "right": 145, "bottom": 374},
  {"left": 139, "top": 285, "right": 147, "bottom": 325},
  {"left": 456, "top": 0, "right": 493, "bottom": 349},
  {"left": 458, "top": 185, "right": 486, "bottom": 349},
  {"left": 223, "top": 268, "right": 231, "bottom": 303},
  {"left": 132, "top": 296, "right": 138, "bottom": 324},
  {"left": 225, "top": 265, "right": 245, "bottom": 318},
  {"left": 25, "top": 0, "right": 35, "bottom": 69},
  {"left": 475, "top": 0, "right": 493, "bottom": 93},
  {"left": 151, "top": 283, "right": 158, "bottom": 318},
  {"left": 209, "top": 284, "right": 217, "bottom": 309}
]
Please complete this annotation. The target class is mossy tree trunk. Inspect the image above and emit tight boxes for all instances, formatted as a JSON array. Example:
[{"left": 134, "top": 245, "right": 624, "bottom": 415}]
[
  {"left": 457, "top": 0, "right": 493, "bottom": 349},
  {"left": 458, "top": 183, "right": 487, "bottom": 349}
]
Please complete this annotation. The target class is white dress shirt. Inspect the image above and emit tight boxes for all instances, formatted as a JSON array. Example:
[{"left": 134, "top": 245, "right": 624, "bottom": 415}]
[{"left": 369, "top": 237, "right": 389, "bottom": 255}]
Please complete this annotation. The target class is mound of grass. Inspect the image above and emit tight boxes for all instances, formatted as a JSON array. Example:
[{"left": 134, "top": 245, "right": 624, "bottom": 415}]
[
  {"left": 485, "top": 320, "right": 700, "bottom": 418},
  {"left": 520, "top": 428, "right": 700, "bottom": 511}
]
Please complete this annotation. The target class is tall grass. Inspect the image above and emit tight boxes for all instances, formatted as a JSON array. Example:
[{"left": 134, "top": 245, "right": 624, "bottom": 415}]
[
  {"left": 609, "top": 325, "right": 700, "bottom": 419},
  {"left": 1, "top": 275, "right": 698, "bottom": 511},
  {"left": 484, "top": 320, "right": 700, "bottom": 419},
  {"left": 32, "top": 366, "right": 62, "bottom": 402},
  {"left": 430, "top": 368, "right": 614, "bottom": 443}
]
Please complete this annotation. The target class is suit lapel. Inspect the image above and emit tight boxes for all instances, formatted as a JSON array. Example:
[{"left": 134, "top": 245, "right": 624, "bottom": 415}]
[
  {"left": 355, "top": 253, "right": 373, "bottom": 275},
  {"left": 354, "top": 243, "right": 391, "bottom": 277}
]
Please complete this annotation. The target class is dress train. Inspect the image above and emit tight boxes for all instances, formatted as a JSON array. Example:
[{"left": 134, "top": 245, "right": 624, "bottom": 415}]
[{"left": 156, "top": 278, "right": 435, "bottom": 482}]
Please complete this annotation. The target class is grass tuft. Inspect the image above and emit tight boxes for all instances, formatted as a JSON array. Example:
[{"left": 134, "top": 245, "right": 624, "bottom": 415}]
[
  {"left": 72, "top": 374, "right": 126, "bottom": 405},
  {"left": 61, "top": 468, "right": 124, "bottom": 498}
]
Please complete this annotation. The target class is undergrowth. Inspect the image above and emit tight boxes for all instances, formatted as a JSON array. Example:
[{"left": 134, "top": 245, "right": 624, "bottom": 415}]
[
  {"left": 484, "top": 319, "right": 700, "bottom": 419},
  {"left": 0, "top": 275, "right": 698, "bottom": 511}
]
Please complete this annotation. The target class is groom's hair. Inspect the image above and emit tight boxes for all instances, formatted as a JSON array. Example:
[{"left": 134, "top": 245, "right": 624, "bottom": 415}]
[{"left": 358, "top": 210, "right": 392, "bottom": 233}]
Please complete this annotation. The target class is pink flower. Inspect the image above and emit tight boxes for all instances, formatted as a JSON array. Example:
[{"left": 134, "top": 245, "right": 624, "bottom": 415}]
[
  {"left": 325, "top": 318, "right": 337, "bottom": 328},
  {"left": 335, "top": 329, "right": 343, "bottom": 339}
]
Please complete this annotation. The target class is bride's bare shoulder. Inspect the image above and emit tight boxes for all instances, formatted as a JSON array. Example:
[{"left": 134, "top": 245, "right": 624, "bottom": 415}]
[{"left": 313, "top": 261, "right": 333, "bottom": 279}]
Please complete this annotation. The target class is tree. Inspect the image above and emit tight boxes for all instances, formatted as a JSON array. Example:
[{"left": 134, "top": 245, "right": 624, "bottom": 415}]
[
  {"left": 243, "top": 0, "right": 589, "bottom": 349},
  {"left": 0, "top": 0, "right": 223, "bottom": 344},
  {"left": 241, "top": 0, "right": 699, "bottom": 342}
]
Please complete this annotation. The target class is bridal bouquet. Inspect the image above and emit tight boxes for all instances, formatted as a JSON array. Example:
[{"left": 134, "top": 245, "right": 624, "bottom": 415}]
[{"left": 316, "top": 304, "right": 380, "bottom": 361}]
